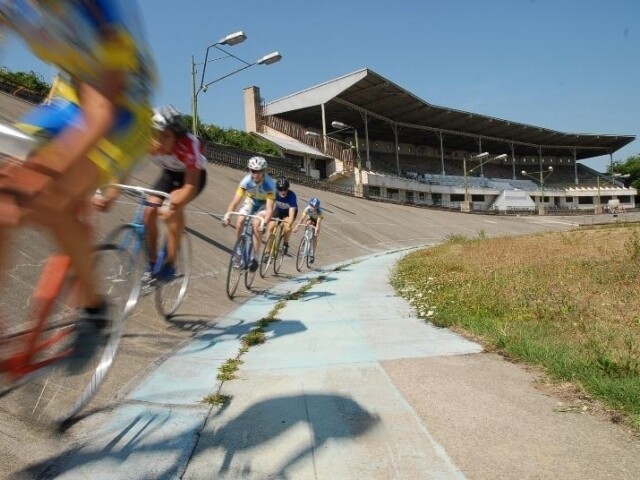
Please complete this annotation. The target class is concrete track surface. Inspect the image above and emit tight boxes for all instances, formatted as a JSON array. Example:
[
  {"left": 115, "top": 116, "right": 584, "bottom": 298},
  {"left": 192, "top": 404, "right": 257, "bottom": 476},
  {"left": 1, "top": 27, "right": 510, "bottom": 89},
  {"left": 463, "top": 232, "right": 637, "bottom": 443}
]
[{"left": 1, "top": 162, "right": 639, "bottom": 479}]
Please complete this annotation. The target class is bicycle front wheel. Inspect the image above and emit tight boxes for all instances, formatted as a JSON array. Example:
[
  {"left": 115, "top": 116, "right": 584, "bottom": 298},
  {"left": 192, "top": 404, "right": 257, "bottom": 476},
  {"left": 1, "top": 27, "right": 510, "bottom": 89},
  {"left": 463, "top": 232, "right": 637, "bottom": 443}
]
[
  {"left": 259, "top": 233, "right": 275, "bottom": 278},
  {"left": 296, "top": 235, "right": 308, "bottom": 272},
  {"left": 226, "top": 238, "right": 244, "bottom": 299},
  {"left": 274, "top": 232, "right": 285, "bottom": 274},
  {"left": 244, "top": 238, "right": 257, "bottom": 290},
  {"left": 0, "top": 244, "right": 136, "bottom": 426},
  {"left": 155, "top": 230, "right": 192, "bottom": 318}
]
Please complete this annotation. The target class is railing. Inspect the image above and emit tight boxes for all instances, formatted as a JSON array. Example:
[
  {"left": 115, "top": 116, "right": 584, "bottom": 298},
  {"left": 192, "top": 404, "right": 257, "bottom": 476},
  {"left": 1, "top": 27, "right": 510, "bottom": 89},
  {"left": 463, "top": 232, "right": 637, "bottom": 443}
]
[
  {"left": 264, "top": 116, "right": 354, "bottom": 171},
  {"left": 204, "top": 141, "right": 356, "bottom": 196}
]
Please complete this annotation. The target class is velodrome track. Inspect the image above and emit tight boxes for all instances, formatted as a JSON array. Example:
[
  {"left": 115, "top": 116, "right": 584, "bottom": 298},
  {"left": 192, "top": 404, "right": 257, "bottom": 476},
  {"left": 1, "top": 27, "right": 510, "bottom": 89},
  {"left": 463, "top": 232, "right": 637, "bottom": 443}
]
[{"left": 2, "top": 161, "right": 639, "bottom": 479}]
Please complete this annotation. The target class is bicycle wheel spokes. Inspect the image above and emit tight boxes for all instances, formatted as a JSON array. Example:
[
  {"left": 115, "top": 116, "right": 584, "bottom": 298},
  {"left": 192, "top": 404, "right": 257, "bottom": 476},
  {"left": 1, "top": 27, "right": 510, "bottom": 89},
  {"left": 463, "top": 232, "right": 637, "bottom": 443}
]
[
  {"left": 244, "top": 238, "right": 257, "bottom": 290},
  {"left": 102, "top": 224, "right": 146, "bottom": 319},
  {"left": 155, "top": 231, "right": 191, "bottom": 318},
  {"left": 226, "top": 239, "right": 244, "bottom": 299},
  {"left": 296, "top": 236, "right": 308, "bottom": 272},
  {"left": 259, "top": 233, "right": 275, "bottom": 278},
  {"left": 1, "top": 244, "right": 132, "bottom": 426},
  {"left": 274, "top": 231, "right": 285, "bottom": 274}
]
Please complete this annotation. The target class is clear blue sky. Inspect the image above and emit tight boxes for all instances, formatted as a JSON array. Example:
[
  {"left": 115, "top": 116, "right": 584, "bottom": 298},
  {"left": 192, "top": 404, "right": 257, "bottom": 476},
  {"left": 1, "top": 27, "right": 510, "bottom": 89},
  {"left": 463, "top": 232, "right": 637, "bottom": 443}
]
[{"left": 2, "top": 0, "right": 638, "bottom": 172}]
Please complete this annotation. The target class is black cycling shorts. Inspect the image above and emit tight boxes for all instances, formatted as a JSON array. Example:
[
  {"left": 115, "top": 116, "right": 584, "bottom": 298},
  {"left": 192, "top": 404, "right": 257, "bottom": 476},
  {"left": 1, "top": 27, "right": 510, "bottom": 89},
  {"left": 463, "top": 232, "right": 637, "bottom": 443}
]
[
  {"left": 152, "top": 168, "right": 207, "bottom": 196},
  {"left": 274, "top": 208, "right": 298, "bottom": 221}
]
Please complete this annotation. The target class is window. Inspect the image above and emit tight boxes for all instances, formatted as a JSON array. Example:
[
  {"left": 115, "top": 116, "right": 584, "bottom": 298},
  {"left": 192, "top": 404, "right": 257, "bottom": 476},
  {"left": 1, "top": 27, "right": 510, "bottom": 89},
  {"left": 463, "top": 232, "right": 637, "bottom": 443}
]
[{"left": 368, "top": 186, "right": 381, "bottom": 197}]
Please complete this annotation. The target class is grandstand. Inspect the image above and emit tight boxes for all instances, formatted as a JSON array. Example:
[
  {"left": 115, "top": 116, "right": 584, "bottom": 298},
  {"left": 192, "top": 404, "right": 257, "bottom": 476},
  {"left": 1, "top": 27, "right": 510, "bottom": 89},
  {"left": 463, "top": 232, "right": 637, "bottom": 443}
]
[{"left": 243, "top": 68, "right": 637, "bottom": 214}]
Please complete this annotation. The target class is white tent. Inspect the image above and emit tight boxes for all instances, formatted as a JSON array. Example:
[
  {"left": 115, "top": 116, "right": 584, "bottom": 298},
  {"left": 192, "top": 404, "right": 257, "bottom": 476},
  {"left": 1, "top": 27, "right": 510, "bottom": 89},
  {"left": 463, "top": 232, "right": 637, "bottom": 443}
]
[{"left": 491, "top": 190, "right": 536, "bottom": 212}]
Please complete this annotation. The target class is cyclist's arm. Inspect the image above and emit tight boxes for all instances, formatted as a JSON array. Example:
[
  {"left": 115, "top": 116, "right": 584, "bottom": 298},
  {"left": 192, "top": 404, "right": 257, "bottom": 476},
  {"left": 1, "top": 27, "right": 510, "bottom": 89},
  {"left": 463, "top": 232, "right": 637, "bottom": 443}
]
[
  {"left": 169, "top": 168, "right": 201, "bottom": 210},
  {"left": 315, "top": 216, "right": 323, "bottom": 234},
  {"left": 28, "top": 72, "right": 124, "bottom": 176},
  {"left": 224, "top": 188, "right": 245, "bottom": 221}
]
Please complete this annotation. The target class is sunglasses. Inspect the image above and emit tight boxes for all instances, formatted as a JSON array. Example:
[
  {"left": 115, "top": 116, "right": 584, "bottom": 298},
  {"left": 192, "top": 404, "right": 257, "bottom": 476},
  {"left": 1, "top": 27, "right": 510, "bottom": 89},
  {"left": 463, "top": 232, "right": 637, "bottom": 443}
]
[
  {"left": 249, "top": 169, "right": 264, "bottom": 174},
  {"left": 277, "top": 187, "right": 288, "bottom": 192}
]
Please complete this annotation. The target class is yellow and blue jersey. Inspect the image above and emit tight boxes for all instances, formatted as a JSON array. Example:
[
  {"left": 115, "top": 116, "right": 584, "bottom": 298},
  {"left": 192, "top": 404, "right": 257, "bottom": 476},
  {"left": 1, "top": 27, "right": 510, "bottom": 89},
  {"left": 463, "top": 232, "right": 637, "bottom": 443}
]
[
  {"left": 0, "top": 0, "right": 157, "bottom": 180},
  {"left": 237, "top": 173, "right": 276, "bottom": 213}
]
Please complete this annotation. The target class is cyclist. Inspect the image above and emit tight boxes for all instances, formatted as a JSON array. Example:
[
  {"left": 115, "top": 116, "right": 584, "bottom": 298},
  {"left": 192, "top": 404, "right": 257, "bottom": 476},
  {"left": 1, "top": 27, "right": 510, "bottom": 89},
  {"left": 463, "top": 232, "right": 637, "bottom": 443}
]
[
  {"left": 222, "top": 156, "right": 275, "bottom": 272},
  {"left": 269, "top": 177, "right": 298, "bottom": 256},
  {"left": 144, "top": 105, "right": 207, "bottom": 280},
  {"left": 0, "top": 1, "right": 156, "bottom": 363},
  {"left": 293, "top": 197, "right": 324, "bottom": 264}
]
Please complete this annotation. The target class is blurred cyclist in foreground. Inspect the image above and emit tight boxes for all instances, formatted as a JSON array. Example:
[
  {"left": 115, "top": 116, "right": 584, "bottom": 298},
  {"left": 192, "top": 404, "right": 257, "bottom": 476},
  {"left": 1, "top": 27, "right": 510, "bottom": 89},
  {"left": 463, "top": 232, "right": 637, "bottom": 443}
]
[{"left": 0, "top": 1, "right": 156, "bottom": 362}]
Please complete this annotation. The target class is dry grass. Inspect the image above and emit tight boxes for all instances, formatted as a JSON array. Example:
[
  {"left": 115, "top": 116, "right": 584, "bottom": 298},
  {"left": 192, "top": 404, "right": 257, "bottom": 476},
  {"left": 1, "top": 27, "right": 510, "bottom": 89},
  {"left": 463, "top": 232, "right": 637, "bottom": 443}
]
[{"left": 391, "top": 225, "right": 640, "bottom": 431}]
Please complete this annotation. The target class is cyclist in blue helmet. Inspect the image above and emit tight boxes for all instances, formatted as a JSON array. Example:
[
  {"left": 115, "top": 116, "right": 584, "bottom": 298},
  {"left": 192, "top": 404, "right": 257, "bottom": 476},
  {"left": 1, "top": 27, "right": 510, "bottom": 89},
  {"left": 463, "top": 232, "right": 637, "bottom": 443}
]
[{"left": 294, "top": 197, "right": 324, "bottom": 264}]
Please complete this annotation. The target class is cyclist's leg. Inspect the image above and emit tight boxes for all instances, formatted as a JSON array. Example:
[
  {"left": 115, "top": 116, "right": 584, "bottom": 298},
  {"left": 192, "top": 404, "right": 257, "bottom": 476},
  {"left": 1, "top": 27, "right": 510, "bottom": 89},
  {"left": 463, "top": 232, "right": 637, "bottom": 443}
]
[
  {"left": 143, "top": 195, "right": 163, "bottom": 267},
  {"left": 162, "top": 168, "right": 206, "bottom": 267}
]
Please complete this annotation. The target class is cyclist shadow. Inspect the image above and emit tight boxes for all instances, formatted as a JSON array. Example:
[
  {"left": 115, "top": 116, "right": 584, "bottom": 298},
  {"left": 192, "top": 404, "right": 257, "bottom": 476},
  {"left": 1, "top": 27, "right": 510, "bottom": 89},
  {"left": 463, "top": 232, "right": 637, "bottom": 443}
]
[
  {"left": 19, "top": 393, "right": 379, "bottom": 480},
  {"left": 194, "top": 393, "right": 382, "bottom": 477}
]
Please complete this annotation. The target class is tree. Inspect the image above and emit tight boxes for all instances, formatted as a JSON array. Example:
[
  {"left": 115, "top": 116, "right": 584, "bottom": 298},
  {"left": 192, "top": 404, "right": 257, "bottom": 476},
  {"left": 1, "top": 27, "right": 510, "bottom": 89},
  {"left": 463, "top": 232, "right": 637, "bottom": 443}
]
[
  {"left": 610, "top": 154, "right": 640, "bottom": 190},
  {"left": 0, "top": 67, "right": 51, "bottom": 96}
]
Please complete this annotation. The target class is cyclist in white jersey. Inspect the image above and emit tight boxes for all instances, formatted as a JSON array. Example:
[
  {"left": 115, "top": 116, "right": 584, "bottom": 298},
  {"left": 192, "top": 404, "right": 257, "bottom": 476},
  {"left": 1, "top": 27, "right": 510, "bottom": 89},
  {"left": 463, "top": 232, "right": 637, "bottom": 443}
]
[
  {"left": 294, "top": 197, "right": 324, "bottom": 264},
  {"left": 222, "top": 156, "right": 275, "bottom": 272}
]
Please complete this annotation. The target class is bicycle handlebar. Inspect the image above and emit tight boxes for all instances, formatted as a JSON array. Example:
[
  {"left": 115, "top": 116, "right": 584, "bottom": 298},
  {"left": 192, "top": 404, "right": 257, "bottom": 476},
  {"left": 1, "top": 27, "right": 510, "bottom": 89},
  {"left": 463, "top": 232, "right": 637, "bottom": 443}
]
[
  {"left": 223, "top": 212, "right": 266, "bottom": 231},
  {"left": 101, "top": 183, "right": 172, "bottom": 202}
]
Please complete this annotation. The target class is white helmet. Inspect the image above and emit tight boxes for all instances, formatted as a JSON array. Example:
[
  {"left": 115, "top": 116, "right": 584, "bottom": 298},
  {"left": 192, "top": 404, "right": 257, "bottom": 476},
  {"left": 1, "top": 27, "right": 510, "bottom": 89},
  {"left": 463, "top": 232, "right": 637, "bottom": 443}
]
[
  {"left": 247, "top": 156, "right": 268, "bottom": 171},
  {"left": 151, "top": 105, "right": 187, "bottom": 135}
]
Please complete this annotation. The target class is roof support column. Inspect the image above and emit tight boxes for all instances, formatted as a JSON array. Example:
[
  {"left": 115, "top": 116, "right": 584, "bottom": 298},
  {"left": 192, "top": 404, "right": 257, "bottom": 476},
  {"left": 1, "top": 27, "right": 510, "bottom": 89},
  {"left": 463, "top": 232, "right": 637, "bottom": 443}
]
[
  {"left": 321, "top": 103, "right": 327, "bottom": 152},
  {"left": 609, "top": 151, "right": 614, "bottom": 174},
  {"left": 572, "top": 147, "right": 578, "bottom": 184},
  {"left": 363, "top": 111, "right": 371, "bottom": 170},
  {"left": 510, "top": 143, "right": 516, "bottom": 180},
  {"left": 438, "top": 131, "right": 445, "bottom": 175},
  {"left": 393, "top": 123, "right": 401, "bottom": 176},
  {"left": 477, "top": 137, "right": 484, "bottom": 177}
]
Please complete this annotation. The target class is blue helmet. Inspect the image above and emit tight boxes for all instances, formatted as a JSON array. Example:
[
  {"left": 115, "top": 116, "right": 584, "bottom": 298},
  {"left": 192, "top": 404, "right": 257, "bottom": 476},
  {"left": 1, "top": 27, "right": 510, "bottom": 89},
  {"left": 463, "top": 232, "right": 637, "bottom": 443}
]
[{"left": 309, "top": 197, "right": 320, "bottom": 208}]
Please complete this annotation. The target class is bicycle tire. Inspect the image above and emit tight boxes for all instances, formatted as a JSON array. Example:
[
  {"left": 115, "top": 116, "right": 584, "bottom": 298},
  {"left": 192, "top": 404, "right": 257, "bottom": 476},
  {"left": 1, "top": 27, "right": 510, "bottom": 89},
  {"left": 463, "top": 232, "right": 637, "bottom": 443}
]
[
  {"left": 296, "top": 235, "right": 308, "bottom": 272},
  {"left": 0, "top": 244, "right": 136, "bottom": 426},
  {"left": 244, "top": 236, "right": 257, "bottom": 290},
  {"left": 226, "top": 238, "right": 244, "bottom": 299},
  {"left": 274, "top": 229, "right": 285, "bottom": 274},
  {"left": 155, "top": 230, "right": 192, "bottom": 318},
  {"left": 259, "top": 232, "right": 275, "bottom": 278}
]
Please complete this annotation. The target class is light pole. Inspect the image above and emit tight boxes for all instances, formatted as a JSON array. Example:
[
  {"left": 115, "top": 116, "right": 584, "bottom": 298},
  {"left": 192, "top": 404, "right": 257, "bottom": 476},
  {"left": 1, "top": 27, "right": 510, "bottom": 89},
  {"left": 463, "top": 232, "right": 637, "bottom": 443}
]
[
  {"left": 522, "top": 166, "right": 553, "bottom": 215},
  {"left": 462, "top": 152, "right": 507, "bottom": 212},
  {"left": 190, "top": 32, "right": 282, "bottom": 135},
  {"left": 305, "top": 121, "right": 364, "bottom": 197}
]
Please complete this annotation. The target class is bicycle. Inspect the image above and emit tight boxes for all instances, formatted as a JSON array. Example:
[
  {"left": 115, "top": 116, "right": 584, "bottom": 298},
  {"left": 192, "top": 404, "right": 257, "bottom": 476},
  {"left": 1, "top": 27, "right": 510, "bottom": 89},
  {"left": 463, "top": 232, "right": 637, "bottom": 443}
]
[
  {"left": 259, "top": 218, "right": 286, "bottom": 277},
  {"left": 296, "top": 224, "right": 319, "bottom": 271},
  {"left": 0, "top": 125, "right": 141, "bottom": 426},
  {"left": 223, "top": 212, "right": 265, "bottom": 299},
  {"left": 99, "top": 184, "right": 192, "bottom": 318}
]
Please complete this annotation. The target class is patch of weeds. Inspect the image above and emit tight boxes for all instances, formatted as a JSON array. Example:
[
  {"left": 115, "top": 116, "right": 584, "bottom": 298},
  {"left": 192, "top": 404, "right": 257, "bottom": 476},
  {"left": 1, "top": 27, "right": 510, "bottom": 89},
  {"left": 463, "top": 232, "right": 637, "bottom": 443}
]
[
  {"left": 477, "top": 229, "right": 487, "bottom": 240},
  {"left": 201, "top": 393, "right": 231, "bottom": 406},
  {"left": 624, "top": 228, "right": 640, "bottom": 264},
  {"left": 242, "top": 329, "right": 266, "bottom": 347},
  {"left": 217, "top": 358, "right": 242, "bottom": 381},
  {"left": 444, "top": 232, "right": 469, "bottom": 244}
]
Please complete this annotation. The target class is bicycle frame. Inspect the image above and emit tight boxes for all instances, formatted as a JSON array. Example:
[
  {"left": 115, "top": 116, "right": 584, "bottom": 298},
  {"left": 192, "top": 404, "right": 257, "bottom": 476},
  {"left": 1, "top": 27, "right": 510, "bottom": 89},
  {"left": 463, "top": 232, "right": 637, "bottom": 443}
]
[
  {"left": 224, "top": 212, "right": 265, "bottom": 298},
  {"left": 260, "top": 218, "right": 285, "bottom": 277},
  {"left": 296, "top": 224, "right": 318, "bottom": 271}
]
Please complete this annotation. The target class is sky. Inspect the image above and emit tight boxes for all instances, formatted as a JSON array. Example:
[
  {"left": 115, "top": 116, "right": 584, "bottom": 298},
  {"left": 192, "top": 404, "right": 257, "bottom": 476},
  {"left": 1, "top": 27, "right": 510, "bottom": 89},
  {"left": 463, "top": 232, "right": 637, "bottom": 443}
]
[{"left": 1, "top": 0, "right": 638, "bottom": 172}]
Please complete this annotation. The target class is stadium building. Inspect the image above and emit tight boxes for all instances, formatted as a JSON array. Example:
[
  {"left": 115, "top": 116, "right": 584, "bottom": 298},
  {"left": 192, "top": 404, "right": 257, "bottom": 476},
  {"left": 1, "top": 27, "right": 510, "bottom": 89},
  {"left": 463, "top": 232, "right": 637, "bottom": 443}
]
[{"left": 244, "top": 68, "right": 636, "bottom": 214}]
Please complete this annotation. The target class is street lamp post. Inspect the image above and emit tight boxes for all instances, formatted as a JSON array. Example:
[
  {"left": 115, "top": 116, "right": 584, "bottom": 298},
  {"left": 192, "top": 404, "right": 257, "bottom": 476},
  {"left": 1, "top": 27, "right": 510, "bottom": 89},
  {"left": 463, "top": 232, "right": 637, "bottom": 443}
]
[
  {"left": 462, "top": 152, "right": 507, "bottom": 212},
  {"left": 190, "top": 32, "right": 282, "bottom": 135},
  {"left": 522, "top": 166, "right": 553, "bottom": 215}
]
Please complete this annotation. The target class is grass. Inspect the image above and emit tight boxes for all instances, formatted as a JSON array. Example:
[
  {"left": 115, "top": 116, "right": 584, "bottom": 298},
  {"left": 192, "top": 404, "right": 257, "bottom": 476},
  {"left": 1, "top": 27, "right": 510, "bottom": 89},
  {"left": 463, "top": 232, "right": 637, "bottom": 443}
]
[{"left": 391, "top": 225, "right": 640, "bottom": 431}]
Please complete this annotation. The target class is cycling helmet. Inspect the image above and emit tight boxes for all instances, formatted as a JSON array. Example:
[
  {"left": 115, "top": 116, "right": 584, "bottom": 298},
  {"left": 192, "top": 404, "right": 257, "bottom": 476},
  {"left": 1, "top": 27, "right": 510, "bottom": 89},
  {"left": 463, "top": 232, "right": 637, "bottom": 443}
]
[
  {"left": 247, "top": 156, "right": 268, "bottom": 171},
  {"left": 276, "top": 178, "right": 290, "bottom": 190},
  {"left": 151, "top": 105, "right": 188, "bottom": 135},
  {"left": 309, "top": 197, "right": 320, "bottom": 208}
]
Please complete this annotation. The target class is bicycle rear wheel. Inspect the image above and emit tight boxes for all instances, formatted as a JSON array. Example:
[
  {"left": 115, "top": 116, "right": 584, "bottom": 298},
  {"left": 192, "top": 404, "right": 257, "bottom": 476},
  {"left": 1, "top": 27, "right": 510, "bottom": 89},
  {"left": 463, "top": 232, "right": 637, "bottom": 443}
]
[
  {"left": 274, "top": 232, "right": 285, "bottom": 274},
  {"left": 0, "top": 243, "right": 138, "bottom": 426},
  {"left": 226, "top": 238, "right": 244, "bottom": 299},
  {"left": 155, "top": 230, "right": 191, "bottom": 318},
  {"left": 259, "top": 233, "right": 275, "bottom": 278},
  {"left": 296, "top": 236, "right": 308, "bottom": 272}
]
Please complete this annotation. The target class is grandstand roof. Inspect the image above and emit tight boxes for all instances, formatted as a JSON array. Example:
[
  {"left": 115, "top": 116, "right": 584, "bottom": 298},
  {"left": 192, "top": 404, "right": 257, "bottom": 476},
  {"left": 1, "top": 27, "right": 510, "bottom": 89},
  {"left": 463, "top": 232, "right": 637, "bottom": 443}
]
[
  {"left": 264, "top": 69, "right": 635, "bottom": 161},
  {"left": 253, "top": 132, "right": 331, "bottom": 158}
]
